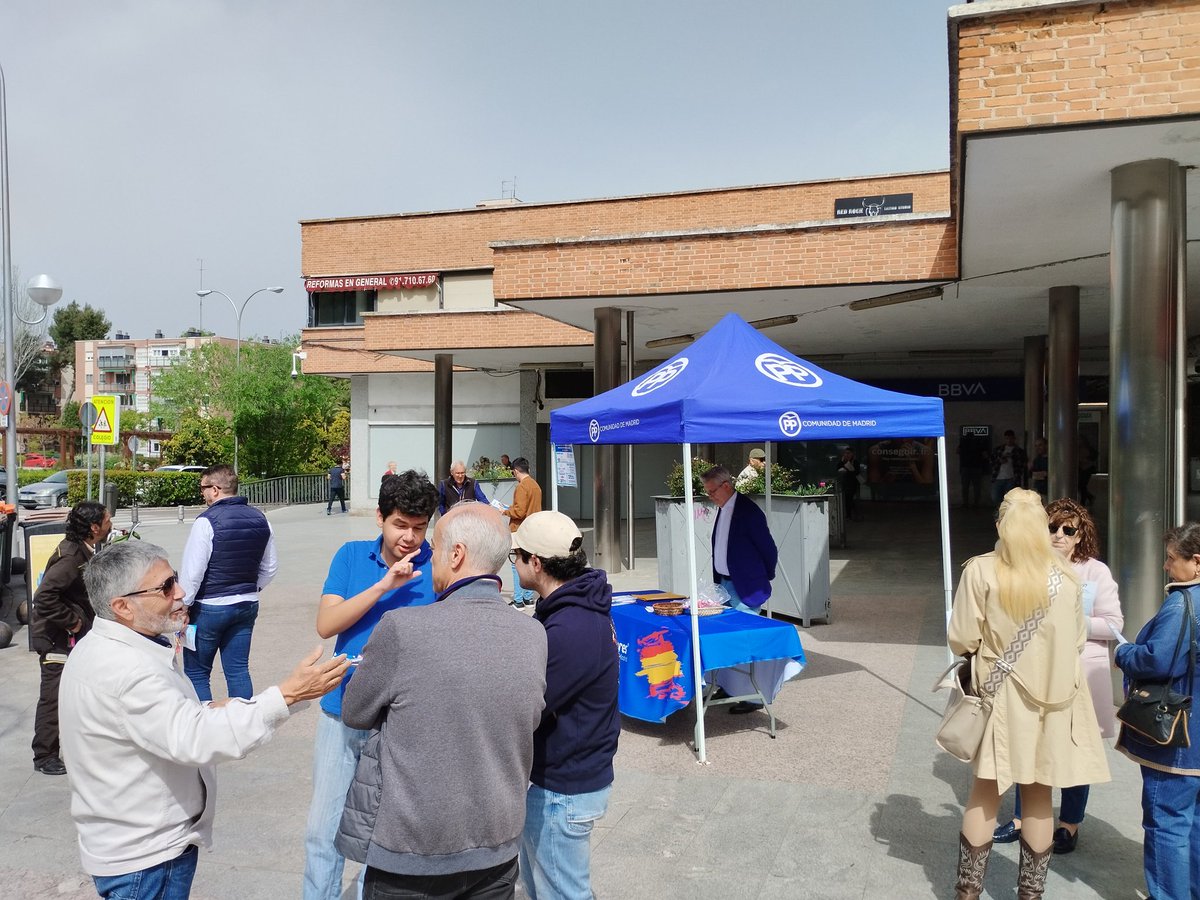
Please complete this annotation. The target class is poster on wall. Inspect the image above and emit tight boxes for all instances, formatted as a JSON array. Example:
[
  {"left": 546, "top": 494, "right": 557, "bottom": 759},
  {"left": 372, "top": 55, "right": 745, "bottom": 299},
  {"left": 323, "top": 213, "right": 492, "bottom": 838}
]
[{"left": 865, "top": 437, "right": 939, "bottom": 499}]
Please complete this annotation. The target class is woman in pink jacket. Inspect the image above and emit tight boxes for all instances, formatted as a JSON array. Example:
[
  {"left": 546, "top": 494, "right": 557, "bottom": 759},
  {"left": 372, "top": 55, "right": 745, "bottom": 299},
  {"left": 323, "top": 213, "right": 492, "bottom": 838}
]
[{"left": 993, "top": 497, "right": 1123, "bottom": 855}]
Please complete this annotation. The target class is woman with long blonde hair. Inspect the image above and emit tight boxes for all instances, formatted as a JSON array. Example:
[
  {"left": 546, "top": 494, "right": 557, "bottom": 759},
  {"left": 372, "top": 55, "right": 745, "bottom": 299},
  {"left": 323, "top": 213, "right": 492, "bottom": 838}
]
[{"left": 948, "top": 489, "right": 1110, "bottom": 899}]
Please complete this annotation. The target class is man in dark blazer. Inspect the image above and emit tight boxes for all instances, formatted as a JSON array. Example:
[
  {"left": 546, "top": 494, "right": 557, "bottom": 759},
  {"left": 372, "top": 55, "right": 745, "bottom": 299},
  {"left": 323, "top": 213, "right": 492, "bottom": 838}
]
[
  {"left": 703, "top": 464, "right": 778, "bottom": 611},
  {"left": 703, "top": 465, "right": 778, "bottom": 713}
]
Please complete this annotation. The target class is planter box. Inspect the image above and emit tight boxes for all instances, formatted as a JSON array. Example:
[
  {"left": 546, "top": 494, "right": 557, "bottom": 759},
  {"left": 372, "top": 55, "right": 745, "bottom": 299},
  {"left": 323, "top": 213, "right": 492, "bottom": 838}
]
[
  {"left": 653, "top": 493, "right": 832, "bottom": 626},
  {"left": 478, "top": 478, "right": 516, "bottom": 508}
]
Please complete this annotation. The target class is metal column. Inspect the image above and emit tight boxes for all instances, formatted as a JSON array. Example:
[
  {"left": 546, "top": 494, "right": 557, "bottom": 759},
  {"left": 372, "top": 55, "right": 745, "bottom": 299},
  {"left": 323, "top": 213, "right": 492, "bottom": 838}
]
[
  {"left": 1022, "top": 335, "right": 1046, "bottom": 458},
  {"left": 434, "top": 354, "right": 453, "bottom": 485},
  {"left": 1047, "top": 288, "right": 1079, "bottom": 502},
  {"left": 593, "top": 308, "right": 622, "bottom": 573},
  {"left": 625, "top": 311, "right": 635, "bottom": 570},
  {"left": 1109, "top": 159, "right": 1186, "bottom": 634}
]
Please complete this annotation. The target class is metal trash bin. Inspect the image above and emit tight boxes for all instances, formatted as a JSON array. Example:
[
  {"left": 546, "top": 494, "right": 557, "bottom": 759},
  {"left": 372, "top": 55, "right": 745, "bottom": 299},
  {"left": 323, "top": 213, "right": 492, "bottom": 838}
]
[
  {"left": 104, "top": 483, "right": 119, "bottom": 517},
  {"left": 0, "top": 508, "right": 15, "bottom": 584}
]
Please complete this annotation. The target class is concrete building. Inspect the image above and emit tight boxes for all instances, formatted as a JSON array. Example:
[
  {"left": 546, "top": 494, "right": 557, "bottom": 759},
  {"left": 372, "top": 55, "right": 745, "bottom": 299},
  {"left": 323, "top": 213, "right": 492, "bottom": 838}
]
[{"left": 299, "top": 0, "right": 1200, "bottom": 631}]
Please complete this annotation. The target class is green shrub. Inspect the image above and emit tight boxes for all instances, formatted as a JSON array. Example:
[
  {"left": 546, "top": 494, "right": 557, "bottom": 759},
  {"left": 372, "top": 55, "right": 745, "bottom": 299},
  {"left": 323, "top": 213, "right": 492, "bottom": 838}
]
[
  {"left": 66, "top": 470, "right": 203, "bottom": 507},
  {"left": 665, "top": 459, "right": 830, "bottom": 498}
]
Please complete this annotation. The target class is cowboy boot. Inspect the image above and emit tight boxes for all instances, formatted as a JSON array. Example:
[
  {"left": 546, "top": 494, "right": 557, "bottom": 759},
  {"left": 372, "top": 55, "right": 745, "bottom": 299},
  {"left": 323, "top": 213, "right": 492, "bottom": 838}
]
[
  {"left": 954, "top": 832, "right": 992, "bottom": 900},
  {"left": 1016, "top": 836, "right": 1053, "bottom": 899}
]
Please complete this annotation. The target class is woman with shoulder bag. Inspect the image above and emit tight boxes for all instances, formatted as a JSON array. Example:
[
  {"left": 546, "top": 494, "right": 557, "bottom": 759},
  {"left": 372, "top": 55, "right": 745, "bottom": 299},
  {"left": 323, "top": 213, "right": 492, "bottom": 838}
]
[
  {"left": 948, "top": 489, "right": 1110, "bottom": 899},
  {"left": 1114, "top": 523, "right": 1200, "bottom": 900},
  {"left": 993, "top": 498, "right": 1123, "bottom": 854}
]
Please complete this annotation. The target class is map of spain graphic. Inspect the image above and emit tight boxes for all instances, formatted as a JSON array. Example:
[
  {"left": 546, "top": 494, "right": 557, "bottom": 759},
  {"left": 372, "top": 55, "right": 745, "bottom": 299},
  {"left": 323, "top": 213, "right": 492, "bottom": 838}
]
[{"left": 635, "top": 628, "right": 685, "bottom": 700}]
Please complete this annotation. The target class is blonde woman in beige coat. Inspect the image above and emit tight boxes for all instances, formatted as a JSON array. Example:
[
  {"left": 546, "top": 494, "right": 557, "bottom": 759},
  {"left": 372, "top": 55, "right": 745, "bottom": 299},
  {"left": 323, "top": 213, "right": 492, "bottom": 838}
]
[{"left": 948, "top": 488, "right": 1110, "bottom": 899}]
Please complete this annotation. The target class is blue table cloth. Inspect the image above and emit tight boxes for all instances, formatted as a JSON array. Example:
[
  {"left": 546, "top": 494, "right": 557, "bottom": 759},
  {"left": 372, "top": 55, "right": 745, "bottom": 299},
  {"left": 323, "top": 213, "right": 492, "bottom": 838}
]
[{"left": 611, "top": 594, "right": 806, "bottom": 723}]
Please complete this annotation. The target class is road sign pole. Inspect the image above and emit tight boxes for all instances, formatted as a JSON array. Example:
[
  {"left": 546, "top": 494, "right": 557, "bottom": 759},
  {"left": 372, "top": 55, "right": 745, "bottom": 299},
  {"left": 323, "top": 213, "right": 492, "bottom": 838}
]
[{"left": 99, "top": 445, "right": 106, "bottom": 503}]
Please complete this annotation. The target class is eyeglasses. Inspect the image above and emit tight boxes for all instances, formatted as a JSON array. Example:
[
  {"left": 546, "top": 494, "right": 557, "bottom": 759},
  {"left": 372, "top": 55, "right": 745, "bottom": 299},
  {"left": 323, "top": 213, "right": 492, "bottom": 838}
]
[
  {"left": 200, "top": 483, "right": 217, "bottom": 491},
  {"left": 125, "top": 572, "right": 180, "bottom": 599},
  {"left": 508, "top": 549, "right": 531, "bottom": 564},
  {"left": 1049, "top": 524, "right": 1079, "bottom": 537}
]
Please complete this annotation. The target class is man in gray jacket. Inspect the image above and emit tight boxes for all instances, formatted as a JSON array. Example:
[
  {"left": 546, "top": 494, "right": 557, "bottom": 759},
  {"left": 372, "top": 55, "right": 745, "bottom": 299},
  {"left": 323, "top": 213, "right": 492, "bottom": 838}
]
[{"left": 337, "top": 502, "right": 547, "bottom": 899}]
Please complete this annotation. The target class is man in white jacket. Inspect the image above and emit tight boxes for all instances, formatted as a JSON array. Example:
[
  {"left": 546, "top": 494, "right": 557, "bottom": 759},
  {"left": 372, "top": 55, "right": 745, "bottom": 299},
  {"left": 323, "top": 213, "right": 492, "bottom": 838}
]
[{"left": 59, "top": 541, "right": 349, "bottom": 900}]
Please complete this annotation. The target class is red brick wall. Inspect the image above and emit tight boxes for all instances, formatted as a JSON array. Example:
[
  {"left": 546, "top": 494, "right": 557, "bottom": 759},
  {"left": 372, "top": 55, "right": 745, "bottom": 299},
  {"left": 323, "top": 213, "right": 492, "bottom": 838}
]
[
  {"left": 301, "top": 173, "right": 950, "bottom": 277},
  {"left": 956, "top": 0, "right": 1200, "bottom": 131},
  {"left": 363, "top": 311, "right": 593, "bottom": 352},
  {"left": 493, "top": 220, "right": 957, "bottom": 299}
]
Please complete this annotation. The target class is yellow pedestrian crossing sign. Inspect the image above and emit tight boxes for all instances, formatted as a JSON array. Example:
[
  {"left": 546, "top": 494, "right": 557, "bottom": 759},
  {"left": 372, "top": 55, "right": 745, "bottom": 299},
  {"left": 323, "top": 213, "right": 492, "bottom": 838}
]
[{"left": 90, "top": 395, "right": 120, "bottom": 446}]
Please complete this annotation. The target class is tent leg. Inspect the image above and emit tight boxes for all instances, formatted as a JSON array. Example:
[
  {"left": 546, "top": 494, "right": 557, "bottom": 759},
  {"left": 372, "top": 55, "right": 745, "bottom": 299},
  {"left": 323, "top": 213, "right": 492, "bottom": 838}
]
[
  {"left": 682, "top": 442, "right": 707, "bottom": 764},
  {"left": 551, "top": 439, "right": 559, "bottom": 512},
  {"left": 936, "top": 436, "right": 954, "bottom": 664},
  {"left": 765, "top": 441, "right": 774, "bottom": 619}
]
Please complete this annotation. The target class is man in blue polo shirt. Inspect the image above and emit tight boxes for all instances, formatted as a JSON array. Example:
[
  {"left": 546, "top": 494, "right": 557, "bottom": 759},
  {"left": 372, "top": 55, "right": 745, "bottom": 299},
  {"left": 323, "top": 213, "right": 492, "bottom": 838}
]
[{"left": 302, "top": 469, "right": 438, "bottom": 900}]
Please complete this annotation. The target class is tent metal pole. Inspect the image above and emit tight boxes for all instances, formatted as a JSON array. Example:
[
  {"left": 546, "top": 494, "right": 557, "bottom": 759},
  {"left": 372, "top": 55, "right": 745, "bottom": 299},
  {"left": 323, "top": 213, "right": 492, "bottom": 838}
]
[
  {"left": 683, "top": 442, "right": 707, "bottom": 763},
  {"left": 936, "top": 435, "right": 954, "bottom": 664},
  {"left": 765, "top": 441, "right": 773, "bottom": 619},
  {"left": 551, "top": 439, "right": 559, "bottom": 512}
]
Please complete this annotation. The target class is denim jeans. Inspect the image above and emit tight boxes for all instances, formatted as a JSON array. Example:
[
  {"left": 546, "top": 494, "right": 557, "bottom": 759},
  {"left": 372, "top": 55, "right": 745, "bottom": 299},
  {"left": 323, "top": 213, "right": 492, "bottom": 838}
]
[
  {"left": 1012, "top": 783, "right": 1090, "bottom": 826},
  {"left": 183, "top": 601, "right": 258, "bottom": 702},
  {"left": 365, "top": 858, "right": 518, "bottom": 900},
  {"left": 1140, "top": 765, "right": 1200, "bottom": 900},
  {"left": 328, "top": 486, "right": 346, "bottom": 513},
  {"left": 519, "top": 784, "right": 611, "bottom": 900},
  {"left": 303, "top": 710, "right": 370, "bottom": 900},
  {"left": 718, "top": 577, "right": 761, "bottom": 616},
  {"left": 92, "top": 845, "right": 197, "bottom": 900},
  {"left": 991, "top": 477, "right": 1017, "bottom": 507},
  {"left": 511, "top": 562, "right": 534, "bottom": 605}
]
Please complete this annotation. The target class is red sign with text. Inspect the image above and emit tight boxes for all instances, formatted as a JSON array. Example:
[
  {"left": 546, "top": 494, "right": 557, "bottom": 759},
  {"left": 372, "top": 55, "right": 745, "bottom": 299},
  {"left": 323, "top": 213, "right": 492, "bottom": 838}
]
[{"left": 304, "top": 273, "right": 438, "bottom": 292}]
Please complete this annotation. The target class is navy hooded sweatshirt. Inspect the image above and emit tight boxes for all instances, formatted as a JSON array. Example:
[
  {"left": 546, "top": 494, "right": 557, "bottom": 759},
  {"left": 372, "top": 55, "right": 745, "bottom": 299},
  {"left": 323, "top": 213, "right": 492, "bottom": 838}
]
[{"left": 531, "top": 567, "right": 620, "bottom": 795}]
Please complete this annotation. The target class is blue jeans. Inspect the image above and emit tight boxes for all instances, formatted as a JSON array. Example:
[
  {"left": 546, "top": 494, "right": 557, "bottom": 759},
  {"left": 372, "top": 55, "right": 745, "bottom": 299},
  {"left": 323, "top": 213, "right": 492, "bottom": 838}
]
[
  {"left": 1140, "top": 765, "right": 1200, "bottom": 900},
  {"left": 520, "top": 784, "right": 611, "bottom": 900},
  {"left": 717, "top": 577, "right": 761, "bottom": 616},
  {"left": 991, "top": 477, "right": 1016, "bottom": 507},
  {"left": 1012, "top": 783, "right": 1090, "bottom": 826},
  {"left": 511, "top": 562, "right": 534, "bottom": 605},
  {"left": 303, "top": 709, "right": 370, "bottom": 900},
  {"left": 183, "top": 601, "right": 258, "bottom": 702},
  {"left": 93, "top": 845, "right": 197, "bottom": 900}
]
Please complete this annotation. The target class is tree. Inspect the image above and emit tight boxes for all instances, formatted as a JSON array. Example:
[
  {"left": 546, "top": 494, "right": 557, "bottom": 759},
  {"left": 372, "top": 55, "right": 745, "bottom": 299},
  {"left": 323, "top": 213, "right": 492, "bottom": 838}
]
[
  {"left": 159, "top": 415, "right": 233, "bottom": 466},
  {"left": 48, "top": 301, "right": 111, "bottom": 377},
  {"left": 152, "top": 337, "right": 349, "bottom": 477}
]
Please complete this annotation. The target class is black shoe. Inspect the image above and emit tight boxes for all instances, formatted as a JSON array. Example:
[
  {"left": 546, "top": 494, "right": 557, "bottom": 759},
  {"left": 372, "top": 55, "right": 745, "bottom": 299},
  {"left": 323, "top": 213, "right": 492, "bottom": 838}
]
[
  {"left": 993, "top": 820, "right": 1021, "bottom": 843},
  {"left": 1052, "top": 826, "right": 1078, "bottom": 854},
  {"left": 729, "top": 701, "right": 764, "bottom": 714},
  {"left": 707, "top": 687, "right": 732, "bottom": 701},
  {"left": 34, "top": 757, "right": 66, "bottom": 776}
]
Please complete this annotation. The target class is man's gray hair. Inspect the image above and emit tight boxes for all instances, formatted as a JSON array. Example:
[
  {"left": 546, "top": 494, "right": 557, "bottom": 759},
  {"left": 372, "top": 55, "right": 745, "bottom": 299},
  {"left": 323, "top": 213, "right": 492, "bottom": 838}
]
[
  {"left": 701, "top": 464, "right": 732, "bottom": 486},
  {"left": 85, "top": 541, "right": 172, "bottom": 620},
  {"left": 440, "top": 504, "right": 511, "bottom": 574}
]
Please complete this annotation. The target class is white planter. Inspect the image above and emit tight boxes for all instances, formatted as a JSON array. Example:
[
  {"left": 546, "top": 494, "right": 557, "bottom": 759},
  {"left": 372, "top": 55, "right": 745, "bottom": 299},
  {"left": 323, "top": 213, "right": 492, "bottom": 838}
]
[
  {"left": 653, "top": 493, "right": 832, "bottom": 626},
  {"left": 479, "top": 478, "right": 516, "bottom": 508}
]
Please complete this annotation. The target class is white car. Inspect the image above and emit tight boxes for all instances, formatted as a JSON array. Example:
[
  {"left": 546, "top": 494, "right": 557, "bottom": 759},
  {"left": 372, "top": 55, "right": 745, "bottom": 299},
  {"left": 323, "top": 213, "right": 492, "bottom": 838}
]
[{"left": 155, "top": 465, "right": 207, "bottom": 473}]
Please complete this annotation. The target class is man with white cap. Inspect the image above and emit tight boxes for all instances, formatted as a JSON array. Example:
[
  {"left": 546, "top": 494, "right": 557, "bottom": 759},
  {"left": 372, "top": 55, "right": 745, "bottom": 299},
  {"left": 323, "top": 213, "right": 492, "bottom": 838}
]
[
  {"left": 736, "top": 447, "right": 767, "bottom": 488},
  {"left": 511, "top": 511, "right": 619, "bottom": 900}
]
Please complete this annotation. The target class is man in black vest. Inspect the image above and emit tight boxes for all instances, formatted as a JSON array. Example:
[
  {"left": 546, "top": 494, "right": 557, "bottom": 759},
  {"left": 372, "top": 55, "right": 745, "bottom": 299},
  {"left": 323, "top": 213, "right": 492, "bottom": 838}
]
[
  {"left": 180, "top": 464, "right": 278, "bottom": 701},
  {"left": 437, "top": 460, "right": 487, "bottom": 515}
]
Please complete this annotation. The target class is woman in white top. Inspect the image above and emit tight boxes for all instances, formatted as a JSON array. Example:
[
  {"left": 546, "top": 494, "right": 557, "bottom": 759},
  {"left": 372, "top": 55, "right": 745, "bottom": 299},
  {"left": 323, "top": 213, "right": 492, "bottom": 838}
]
[{"left": 992, "top": 497, "right": 1123, "bottom": 855}]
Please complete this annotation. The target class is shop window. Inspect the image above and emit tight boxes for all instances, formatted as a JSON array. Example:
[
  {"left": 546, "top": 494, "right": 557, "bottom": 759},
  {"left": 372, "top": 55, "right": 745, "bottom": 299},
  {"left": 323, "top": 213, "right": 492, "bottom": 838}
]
[{"left": 308, "top": 290, "right": 375, "bottom": 327}]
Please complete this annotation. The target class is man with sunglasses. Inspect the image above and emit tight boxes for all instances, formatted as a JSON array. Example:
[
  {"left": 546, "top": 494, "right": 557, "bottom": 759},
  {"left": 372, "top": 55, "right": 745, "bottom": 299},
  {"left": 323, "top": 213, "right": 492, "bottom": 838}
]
[
  {"left": 59, "top": 540, "right": 349, "bottom": 900},
  {"left": 180, "top": 464, "right": 277, "bottom": 702}
]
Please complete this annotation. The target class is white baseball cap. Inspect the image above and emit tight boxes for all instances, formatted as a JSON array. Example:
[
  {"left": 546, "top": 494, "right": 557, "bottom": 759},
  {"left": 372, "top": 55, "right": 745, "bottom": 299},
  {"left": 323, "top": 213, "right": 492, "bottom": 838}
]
[{"left": 512, "top": 511, "right": 583, "bottom": 558}]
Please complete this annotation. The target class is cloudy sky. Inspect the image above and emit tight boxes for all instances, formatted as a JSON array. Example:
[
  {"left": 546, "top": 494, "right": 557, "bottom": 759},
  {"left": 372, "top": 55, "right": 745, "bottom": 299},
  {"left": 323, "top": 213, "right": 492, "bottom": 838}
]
[{"left": 3, "top": 0, "right": 953, "bottom": 342}]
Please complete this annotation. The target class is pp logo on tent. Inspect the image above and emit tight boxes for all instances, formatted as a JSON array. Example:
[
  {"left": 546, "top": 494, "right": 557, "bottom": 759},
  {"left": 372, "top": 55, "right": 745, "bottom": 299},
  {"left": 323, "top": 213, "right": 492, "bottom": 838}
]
[
  {"left": 631, "top": 358, "right": 688, "bottom": 397},
  {"left": 755, "top": 353, "right": 822, "bottom": 388},
  {"left": 589, "top": 419, "right": 601, "bottom": 443},
  {"left": 778, "top": 411, "right": 802, "bottom": 438}
]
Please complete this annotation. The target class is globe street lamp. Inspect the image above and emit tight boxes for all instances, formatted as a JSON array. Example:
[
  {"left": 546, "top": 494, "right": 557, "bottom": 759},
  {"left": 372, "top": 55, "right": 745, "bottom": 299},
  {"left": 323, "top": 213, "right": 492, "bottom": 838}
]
[
  {"left": 1, "top": 62, "right": 64, "bottom": 517},
  {"left": 195, "top": 286, "right": 284, "bottom": 474}
]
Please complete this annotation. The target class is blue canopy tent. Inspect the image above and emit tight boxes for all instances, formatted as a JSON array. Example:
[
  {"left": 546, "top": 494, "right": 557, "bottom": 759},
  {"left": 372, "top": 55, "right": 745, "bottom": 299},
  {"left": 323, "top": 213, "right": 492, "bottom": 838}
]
[{"left": 550, "top": 312, "right": 952, "bottom": 762}]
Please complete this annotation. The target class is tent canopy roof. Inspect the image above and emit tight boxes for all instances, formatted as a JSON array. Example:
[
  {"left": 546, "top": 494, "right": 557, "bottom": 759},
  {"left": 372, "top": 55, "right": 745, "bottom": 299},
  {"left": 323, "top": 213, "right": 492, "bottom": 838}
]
[{"left": 550, "top": 313, "right": 944, "bottom": 446}]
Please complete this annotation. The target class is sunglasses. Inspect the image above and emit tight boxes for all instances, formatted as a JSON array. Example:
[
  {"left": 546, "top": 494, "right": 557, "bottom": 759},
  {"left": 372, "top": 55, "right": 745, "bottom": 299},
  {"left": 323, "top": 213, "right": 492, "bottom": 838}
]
[
  {"left": 200, "top": 483, "right": 217, "bottom": 491},
  {"left": 125, "top": 572, "right": 180, "bottom": 599},
  {"left": 1049, "top": 524, "right": 1079, "bottom": 537}
]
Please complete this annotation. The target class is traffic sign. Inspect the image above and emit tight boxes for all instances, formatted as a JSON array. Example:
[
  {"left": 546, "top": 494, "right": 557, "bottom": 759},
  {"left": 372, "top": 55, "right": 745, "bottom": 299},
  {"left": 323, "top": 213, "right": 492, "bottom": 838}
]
[
  {"left": 80, "top": 402, "right": 98, "bottom": 430},
  {"left": 89, "top": 395, "right": 120, "bottom": 446}
]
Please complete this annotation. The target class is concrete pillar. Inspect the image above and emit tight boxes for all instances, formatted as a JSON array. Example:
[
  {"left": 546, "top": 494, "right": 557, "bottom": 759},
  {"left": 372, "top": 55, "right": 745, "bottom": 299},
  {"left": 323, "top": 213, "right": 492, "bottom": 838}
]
[
  {"left": 519, "top": 370, "right": 539, "bottom": 479},
  {"left": 593, "top": 308, "right": 621, "bottom": 573},
  {"left": 1110, "top": 159, "right": 1186, "bottom": 634},
  {"left": 1047, "top": 289, "right": 1079, "bottom": 502},
  {"left": 1022, "top": 335, "right": 1046, "bottom": 460},
  {"left": 434, "top": 354, "right": 452, "bottom": 486}
]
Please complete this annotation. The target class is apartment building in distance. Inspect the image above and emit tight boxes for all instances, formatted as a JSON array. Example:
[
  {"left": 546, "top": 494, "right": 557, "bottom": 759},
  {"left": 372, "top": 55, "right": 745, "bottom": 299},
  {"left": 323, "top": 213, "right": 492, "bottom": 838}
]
[{"left": 74, "top": 331, "right": 237, "bottom": 415}]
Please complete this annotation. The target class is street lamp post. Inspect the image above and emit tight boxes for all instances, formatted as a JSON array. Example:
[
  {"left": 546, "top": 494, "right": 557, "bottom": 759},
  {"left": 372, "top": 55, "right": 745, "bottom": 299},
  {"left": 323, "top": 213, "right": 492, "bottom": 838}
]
[
  {"left": 1, "top": 62, "right": 64, "bottom": 519},
  {"left": 195, "top": 286, "right": 284, "bottom": 474}
]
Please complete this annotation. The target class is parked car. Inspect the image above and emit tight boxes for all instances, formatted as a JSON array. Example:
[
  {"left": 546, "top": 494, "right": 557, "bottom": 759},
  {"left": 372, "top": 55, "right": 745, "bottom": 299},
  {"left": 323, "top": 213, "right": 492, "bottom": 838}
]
[
  {"left": 155, "top": 465, "right": 207, "bottom": 473},
  {"left": 22, "top": 452, "right": 59, "bottom": 469},
  {"left": 19, "top": 470, "right": 74, "bottom": 509}
]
